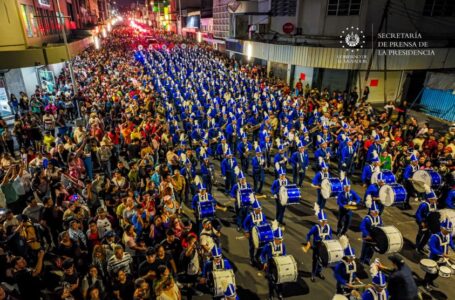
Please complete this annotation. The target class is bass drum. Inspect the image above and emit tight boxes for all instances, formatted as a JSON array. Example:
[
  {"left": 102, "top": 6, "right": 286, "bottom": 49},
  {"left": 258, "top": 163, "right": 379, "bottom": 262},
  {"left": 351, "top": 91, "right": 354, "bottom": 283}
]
[
  {"left": 371, "top": 170, "right": 396, "bottom": 184},
  {"left": 210, "top": 270, "right": 236, "bottom": 297},
  {"left": 252, "top": 223, "right": 274, "bottom": 249},
  {"left": 269, "top": 255, "right": 298, "bottom": 284},
  {"left": 318, "top": 240, "right": 344, "bottom": 267},
  {"left": 370, "top": 225, "right": 403, "bottom": 254},
  {"left": 412, "top": 170, "right": 442, "bottom": 193},
  {"left": 426, "top": 211, "right": 442, "bottom": 234}
]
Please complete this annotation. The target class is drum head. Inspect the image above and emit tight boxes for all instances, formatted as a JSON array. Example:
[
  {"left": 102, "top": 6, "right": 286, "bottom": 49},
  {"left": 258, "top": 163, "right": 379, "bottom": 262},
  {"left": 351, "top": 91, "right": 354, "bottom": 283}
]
[
  {"left": 439, "top": 266, "right": 451, "bottom": 278},
  {"left": 321, "top": 179, "right": 331, "bottom": 199},
  {"left": 379, "top": 185, "right": 393, "bottom": 207},
  {"left": 371, "top": 227, "right": 388, "bottom": 254},
  {"left": 426, "top": 211, "right": 441, "bottom": 234},
  {"left": 279, "top": 186, "right": 288, "bottom": 206},
  {"left": 211, "top": 270, "right": 235, "bottom": 297},
  {"left": 270, "top": 255, "right": 298, "bottom": 284},
  {"left": 420, "top": 259, "right": 438, "bottom": 274},
  {"left": 371, "top": 171, "right": 380, "bottom": 184},
  {"left": 252, "top": 227, "right": 260, "bottom": 249},
  {"left": 412, "top": 170, "right": 431, "bottom": 193}
]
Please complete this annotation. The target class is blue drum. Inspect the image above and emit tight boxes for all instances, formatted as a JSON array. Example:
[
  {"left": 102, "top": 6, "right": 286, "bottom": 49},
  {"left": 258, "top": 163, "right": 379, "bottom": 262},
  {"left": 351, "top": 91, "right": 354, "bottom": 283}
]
[
  {"left": 198, "top": 201, "right": 215, "bottom": 219},
  {"left": 237, "top": 188, "right": 254, "bottom": 207},
  {"left": 252, "top": 223, "right": 274, "bottom": 248},
  {"left": 379, "top": 183, "right": 407, "bottom": 207},
  {"left": 279, "top": 184, "right": 301, "bottom": 206},
  {"left": 321, "top": 178, "right": 343, "bottom": 199},
  {"left": 427, "top": 170, "right": 442, "bottom": 189},
  {"left": 375, "top": 170, "right": 396, "bottom": 184},
  {"left": 412, "top": 169, "right": 443, "bottom": 192}
]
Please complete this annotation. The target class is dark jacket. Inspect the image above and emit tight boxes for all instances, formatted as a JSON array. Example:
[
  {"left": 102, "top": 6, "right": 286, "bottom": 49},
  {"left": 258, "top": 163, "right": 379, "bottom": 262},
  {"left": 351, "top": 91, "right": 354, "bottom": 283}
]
[{"left": 388, "top": 264, "right": 419, "bottom": 300}]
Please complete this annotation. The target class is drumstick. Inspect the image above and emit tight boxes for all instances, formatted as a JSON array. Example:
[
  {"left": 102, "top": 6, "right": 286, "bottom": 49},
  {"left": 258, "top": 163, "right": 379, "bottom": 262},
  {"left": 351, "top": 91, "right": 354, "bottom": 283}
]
[{"left": 256, "top": 195, "right": 267, "bottom": 199}]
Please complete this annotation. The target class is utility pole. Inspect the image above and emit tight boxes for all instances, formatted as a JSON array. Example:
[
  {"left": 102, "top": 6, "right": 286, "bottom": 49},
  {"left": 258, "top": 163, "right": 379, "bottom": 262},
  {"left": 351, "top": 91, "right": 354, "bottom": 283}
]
[
  {"left": 55, "top": 0, "right": 81, "bottom": 118},
  {"left": 178, "top": 0, "right": 182, "bottom": 35}
]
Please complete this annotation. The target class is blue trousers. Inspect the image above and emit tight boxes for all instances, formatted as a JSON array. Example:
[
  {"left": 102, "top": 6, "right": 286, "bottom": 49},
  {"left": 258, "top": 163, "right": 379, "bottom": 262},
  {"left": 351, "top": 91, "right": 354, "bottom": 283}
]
[
  {"left": 317, "top": 190, "right": 327, "bottom": 209},
  {"left": 253, "top": 169, "right": 265, "bottom": 193},
  {"left": 292, "top": 166, "right": 306, "bottom": 186},
  {"left": 275, "top": 197, "right": 286, "bottom": 224},
  {"left": 360, "top": 240, "right": 375, "bottom": 265},
  {"left": 83, "top": 156, "right": 93, "bottom": 180},
  {"left": 337, "top": 209, "right": 352, "bottom": 235}
]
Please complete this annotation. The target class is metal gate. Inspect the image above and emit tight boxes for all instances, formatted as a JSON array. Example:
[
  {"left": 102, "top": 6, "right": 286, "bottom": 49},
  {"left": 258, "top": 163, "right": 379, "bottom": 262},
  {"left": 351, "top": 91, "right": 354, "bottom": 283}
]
[{"left": 420, "top": 87, "right": 455, "bottom": 122}]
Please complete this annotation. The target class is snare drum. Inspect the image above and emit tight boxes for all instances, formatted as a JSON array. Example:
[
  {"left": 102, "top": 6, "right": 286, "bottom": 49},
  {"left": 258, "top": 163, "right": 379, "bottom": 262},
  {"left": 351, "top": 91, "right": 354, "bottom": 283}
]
[
  {"left": 321, "top": 178, "right": 343, "bottom": 199},
  {"left": 210, "top": 270, "right": 236, "bottom": 297},
  {"left": 318, "top": 240, "right": 344, "bottom": 267},
  {"left": 279, "top": 184, "right": 301, "bottom": 206},
  {"left": 439, "top": 209, "right": 455, "bottom": 236},
  {"left": 269, "top": 255, "right": 298, "bottom": 284},
  {"left": 379, "top": 183, "right": 407, "bottom": 206},
  {"left": 198, "top": 201, "right": 215, "bottom": 219},
  {"left": 237, "top": 188, "right": 254, "bottom": 208},
  {"left": 332, "top": 295, "right": 349, "bottom": 300},
  {"left": 370, "top": 225, "right": 403, "bottom": 254},
  {"left": 371, "top": 170, "right": 396, "bottom": 184},
  {"left": 439, "top": 266, "right": 452, "bottom": 278},
  {"left": 412, "top": 170, "right": 442, "bottom": 193},
  {"left": 420, "top": 259, "right": 438, "bottom": 274},
  {"left": 252, "top": 223, "right": 274, "bottom": 249}
]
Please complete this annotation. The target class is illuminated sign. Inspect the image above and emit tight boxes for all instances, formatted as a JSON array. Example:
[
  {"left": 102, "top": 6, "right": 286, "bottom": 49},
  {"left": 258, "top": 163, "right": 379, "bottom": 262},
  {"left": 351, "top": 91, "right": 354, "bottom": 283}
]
[{"left": 38, "top": 0, "right": 51, "bottom": 6}]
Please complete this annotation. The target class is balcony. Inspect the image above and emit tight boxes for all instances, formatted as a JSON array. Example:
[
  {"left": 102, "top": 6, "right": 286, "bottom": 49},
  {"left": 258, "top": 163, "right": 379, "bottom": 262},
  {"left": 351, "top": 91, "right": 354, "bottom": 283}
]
[{"left": 227, "top": 0, "right": 270, "bottom": 15}]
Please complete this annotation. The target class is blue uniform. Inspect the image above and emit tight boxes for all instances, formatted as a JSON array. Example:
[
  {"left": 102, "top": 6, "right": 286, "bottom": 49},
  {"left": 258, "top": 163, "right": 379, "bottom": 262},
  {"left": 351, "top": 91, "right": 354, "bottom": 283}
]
[
  {"left": 359, "top": 215, "right": 383, "bottom": 264},
  {"left": 260, "top": 242, "right": 287, "bottom": 298},
  {"left": 415, "top": 201, "right": 438, "bottom": 251},
  {"left": 314, "top": 147, "right": 332, "bottom": 169},
  {"left": 202, "top": 259, "right": 232, "bottom": 278},
  {"left": 340, "top": 145, "right": 356, "bottom": 176},
  {"left": 334, "top": 260, "right": 358, "bottom": 294},
  {"left": 306, "top": 223, "right": 332, "bottom": 276},
  {"left": 445, "top": 189, "right": 455, "bottom": 209},
  {"left": 424, "top": 231, "right": 455, "bottom": 286},
  {"left": 312, "top": 171, "right": 330, "bottom": 209},
  {"left": 403, "top": 164, "right": 419, "bottom": 206},
  {"left": 336, "top": 190, "right": 361, "bottom": 235},
  {"left": 251, "top": 155, "right": 266, "bottom": 193},
  {"left": 361, "top": 164, "right": 376, "bottom": 185},
  {"left": 361, "top": 287, "right": 389, "bottom": 300},
  {"left": 231, "top": 182, "right": 252, "bottom": 228},
  {"left": 366, "top": 143, "right": 381, "bottom": 163},
  {"left": 290, "top": 150, "right": 309, "bottom": 186},
  {"left": 271, "top": 178, "right": 289, "bottom": 224},
  {"left": 221, "top": 157, "right": 238, "bottom": 193},
  {"left": 364, "top": 183, "right": 384, "bottom": 214},
  {"left": 273, "top": 153, "right": 287, "bottom": 177},
  {"left": 237, "top": 141, "right": 253, "bottom": 172},
  {"left": 200, "top": 162, "right": 215, "bottom": 193}
]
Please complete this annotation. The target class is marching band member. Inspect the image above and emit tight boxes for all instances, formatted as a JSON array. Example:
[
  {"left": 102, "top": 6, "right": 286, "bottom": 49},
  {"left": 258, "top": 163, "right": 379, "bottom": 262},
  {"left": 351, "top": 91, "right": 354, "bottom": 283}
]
[
  {"left": 221, "top": 148, "right": 238, "bottom": 195},
  {"left": 225, "top": 118, "right": 240, "bottom": 155},
  {"left": 340, "top": 139, "right": 356, "bottom": 178},
  {"left": 200, "top": 153, "right": 215, "bottom": 194},
  {"left": 273, "top": 144, "right": 288, "bottom": 179},
  {"left": 290, "top": 141, "right": 309, "bottom": 187},
  {"left": 366, "top": 134, "right": 382, "bottom": 164},
  {"left": 260, "top": 133, "right": 273, "bottom": 169},
  {"left": 201, "top": 246, "right": 232, "bottom": 284},
  {"left": 243, "top": 199, "right": 267, "bottom": 266},
  {"left": 361, "top": 271, "right": 389, "bottom": 300},
  {"left": 314, "top": 139, "right": 332, "bottom": 170},
  {"left": 359, "top": 201, "right": 383, "bottom": 265},
  {"left": 216, "top": 135, "right": 230, "bottom": 160},
  {"left": 415, "top": 188, "right": 438, "bottom": 254},
  {"left": 361, "top": 155, "right": 380, "bottom": 187},
  {"left": 238, "top": 133, "right": 253, "bottom": 173},
  {"left": 311, "top": 161, "right": 331, "bottom": 209},
  {"left": 316, "top": 124, "right": 333, "bottom": 148},
  {"left": 336, "top": 178, "right": 361, "bottom": 236},
  {"left": 192, "top": 182, "right": 218, "bottom": 233},
  {"left": 445, "top": 186, "right": 455, "bottom": 208},
  {"left": 305, "top": 205, "right": 332, "bottom": 282},
  {"left": 251, "top": 145, "right": 266, "bottom": 194},
  {"left": 230, "top": 168, "right": 252, "bottom": 231},
  {"left": 403, "top": 154, "right": 419, "bottom": 209},
  {"left": 334, "top": 237, "right": 361, "bottom": 295},
  {"left": 223, "top": 283, "right": 239, "bottom": 300},
  {"left": 271, "top": 168, "right": 289, "bottom": 226},
  {"left": 364, "top": 172, "right": 386, "bottom": 215},
  {"left": 422, "top": 218, "right": 454, "bottom": 291},
  {"left": 260, "top": 227, "right": 287, "bottom": 300}
]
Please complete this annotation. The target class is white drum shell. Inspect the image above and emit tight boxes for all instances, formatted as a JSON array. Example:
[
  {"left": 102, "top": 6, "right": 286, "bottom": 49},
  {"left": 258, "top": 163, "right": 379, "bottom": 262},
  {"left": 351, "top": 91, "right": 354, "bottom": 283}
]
[
  {"left": 439, "top": 266, "right": 452, "bottom": 278},
  {"left": 279, "top": 185, "right": 288, "bottom": 206},
  {"left": 212, "top": 270, "right": 236, "bottom": 297},
  {"left": 321, "top": 179, "right": 332, "bottom": 199},
  {"left": 271, "top": 255, "right": 298, "bottom": 284},
  {"left": 420, "top": 259, "right": 438, "bottom": 274},
  {"left": 323, "top": 240, "right": 344, "bottom": 264},
  {"left": 376, "top": 225, "right": 403, "bottom": 254}
]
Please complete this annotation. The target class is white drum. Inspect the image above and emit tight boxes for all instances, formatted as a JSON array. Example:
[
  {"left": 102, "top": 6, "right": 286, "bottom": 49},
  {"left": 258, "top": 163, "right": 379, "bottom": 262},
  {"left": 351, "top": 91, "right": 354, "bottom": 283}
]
[
  {"left": 439, "top": 266, "right": 452, "bottom": 278},
  {"left": 412, "top": 170, "right": 442, "bottom": 193},
  {"left": 420, "top": 259, "right": 438, "bottom": 274},
  {"left": 439, "top": 209, "right": 455, "bottom": 236},
  {"left": 370, "top": 225, "right": 403, "bottom": 254},
  {"left": 269, "top": 255, "right": 298, "bottom": 284},
  {"left": 319, "top": 240, "right": 344, "bottom": 267},
  {"left": 321, "top": 178, "right": 343, "bottom": 199},
  {"left": 332, "top": 295, "right": 349, "bottom": 300},
  {"left": 211, "top": 270, "right": 236, "bottom": 297}
]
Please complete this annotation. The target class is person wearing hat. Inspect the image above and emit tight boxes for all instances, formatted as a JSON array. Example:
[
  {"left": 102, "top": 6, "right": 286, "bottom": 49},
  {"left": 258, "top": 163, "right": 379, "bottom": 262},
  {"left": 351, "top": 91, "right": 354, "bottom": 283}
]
[
  {"left": 226, "top": 118, "right": 240, "bottom": 155},
  {"left": 260, "top": 227, "right": 287, "bottom": 300},
  {"left": 366, "top": 134, "right": 382, "bottom": 164},
  {"left": 311, "top": 161, "right": 331, "bottom": 209},
  {"left": 201, "top": 246, "right": 232, "bottom": 285},
  {"left": 259, "top": 133, "right": 273, "bottom": 169},
  {"left": 314, "top": 138, "right": 332, "bottom": 171},
  {"left": 385, "top": 254, "right": 419, "bottom": 300},
  {"left": 415, "top": 189, "right": 438, "bottom": 253},
  {"left": 192, "top": 182, "right": 218, "bottom": 233},
  {"left": 221, "top": 148, "right": 238, "bottom": 194},
  {"left": 402, "top": 153, "right": 420, "bottom": 209},
  {"left": 336, "top": 178, "right": 361, "bottom": 236},
  {"left": 361, "top": 155, "right": 380, "bottom": 187},
  {"left": 305, "top": 206, "right": 333, "bottom": 282},
  {"left": 334, "top": 240, "right": 360, "bottom": 295},
  {"left": 359, "top": 201, "right": 383, "bottom": 265},
  {"left": 273, "top": 144, "right": 288, "bottom": 179},
  {"left": 271, "top": 168, "right": 289, "bottom": 226},
  {"left": 316, "top": 124, "right": 332, "bottom": 149},
  {"left": 251, "top": 145, "right": 266, "bottom": 194},
  {"left": 423, "top": 217, "right": 455, "bottom": 291},
  {"left": 223, "top": 283, "right": 239, "bottom": 300},
  {"left": 230, "top": 169, "right": 252, "bottom": 231},
  {"left": 237, "top": 132, "right": 253, "bottom": 173},
  {"left": 216, "top": 135, "right": 230, "bottom": 161},
  {"left": 361, "top": 271, "right": 389, "bottom": 300},
  {"left": 243, "top": 199, "right": 267, "bottom": 266},
  {"left": 445, "top": 186, "right": 455, "bottom": 209},
  {"left": 200, "top": 218, "right": 221, "bottom": 261},
  {"left": 290, "top": 141, "right": 309, "bottom": 187},
  {"left": 364, "top": 172, "right": 386, "bottom": 215},
  {"left": 340, "top": 139, "right": 356, "bottom": 178},
  {"left": 200, "top": 152, "right": 215, "bottom": 194}
]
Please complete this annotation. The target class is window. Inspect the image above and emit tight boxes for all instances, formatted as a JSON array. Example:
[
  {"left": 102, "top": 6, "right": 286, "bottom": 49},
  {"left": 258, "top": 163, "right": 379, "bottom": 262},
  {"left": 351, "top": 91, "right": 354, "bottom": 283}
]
[
  {"left": 423, "top": 0, "right": 455, "bottom": 16},
  {"left": 20, "top": 5, "right": 38, "bottom": 37},
  {"left": 328, "top": 0, "right": 361, "bottom": 16}
]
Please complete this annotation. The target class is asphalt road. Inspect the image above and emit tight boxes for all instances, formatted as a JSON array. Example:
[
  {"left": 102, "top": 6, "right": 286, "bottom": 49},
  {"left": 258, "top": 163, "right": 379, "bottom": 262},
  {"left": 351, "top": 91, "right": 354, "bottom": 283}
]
[{"left": 180, "top": 156, "right": 452, "bottom": 300}]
